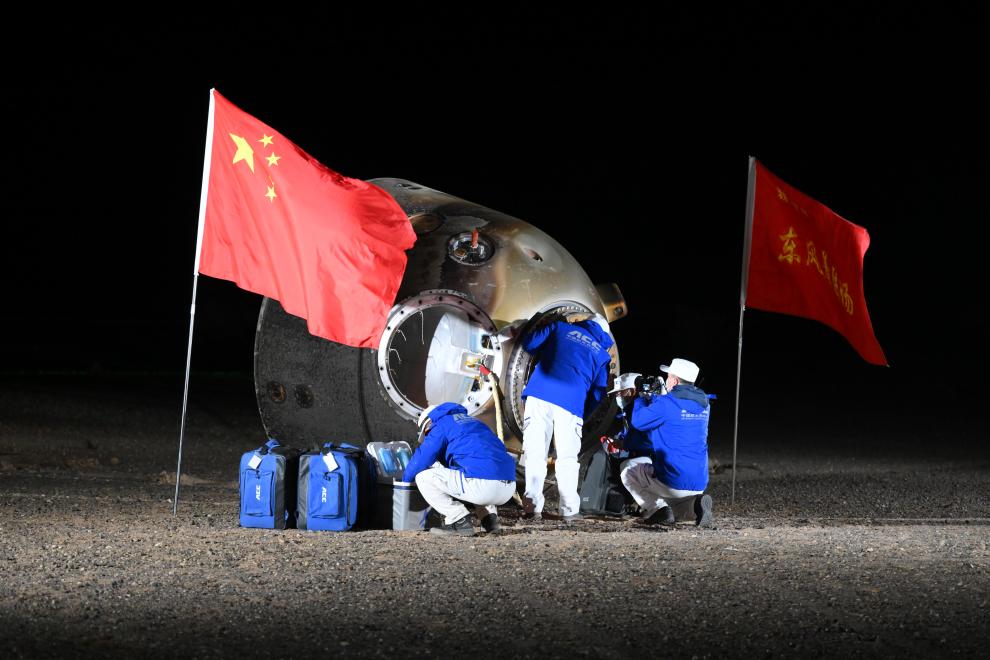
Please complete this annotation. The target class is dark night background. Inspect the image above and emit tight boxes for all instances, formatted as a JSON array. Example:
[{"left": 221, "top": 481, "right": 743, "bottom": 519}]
[{"left": 2, "top": 7, "right": 986, "bottom": 451}]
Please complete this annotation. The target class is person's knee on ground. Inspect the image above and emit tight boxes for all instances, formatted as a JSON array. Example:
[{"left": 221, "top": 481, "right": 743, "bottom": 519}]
[{"left": 670, "top": 495, "right": 699, "bottom": 522}]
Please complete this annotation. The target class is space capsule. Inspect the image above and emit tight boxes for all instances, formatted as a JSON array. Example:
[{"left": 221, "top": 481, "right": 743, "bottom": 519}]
[{"left": 253, "top": 178, "right": 627, "bottom": 458}]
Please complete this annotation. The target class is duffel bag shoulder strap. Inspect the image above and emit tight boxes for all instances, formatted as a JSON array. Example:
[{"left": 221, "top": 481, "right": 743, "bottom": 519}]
[{"left": 320, "top": 443, "right": 365, "bottom": 459}]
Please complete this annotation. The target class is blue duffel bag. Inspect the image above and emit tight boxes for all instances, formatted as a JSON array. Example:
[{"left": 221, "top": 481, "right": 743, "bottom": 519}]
[
  {"left": 239, "top": 438, "right": 302, "bottom": 529},
  {"left": 297, "top": 443, "right": 371, "bottom": 531}
]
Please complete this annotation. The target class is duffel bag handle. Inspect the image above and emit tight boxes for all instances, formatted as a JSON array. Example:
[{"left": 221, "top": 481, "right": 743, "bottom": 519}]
[{"left": 258, "top": 438, "right": 281, "bottom": 456}]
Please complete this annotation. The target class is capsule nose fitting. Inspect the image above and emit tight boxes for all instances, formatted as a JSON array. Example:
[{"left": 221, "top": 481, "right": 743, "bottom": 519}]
[{"left": 447, "top": 229, "right": 494, "bottom": 265}]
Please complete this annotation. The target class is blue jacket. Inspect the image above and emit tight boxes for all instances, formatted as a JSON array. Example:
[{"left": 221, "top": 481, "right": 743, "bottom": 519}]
[
  {"left": 520, "top": 319, "right": 614, "bottom": 418},
  {"left": 610, "top": 409, "right": 652, "bottom": 457},
  {"left": 621, "top": 425, "right": 653, "bottom": 458},
  {"left": 629, "top": 384, "right": 710, "bottom": 492},
  {"left": 402, "top": 403, "right": 517, "bottom": 482}
]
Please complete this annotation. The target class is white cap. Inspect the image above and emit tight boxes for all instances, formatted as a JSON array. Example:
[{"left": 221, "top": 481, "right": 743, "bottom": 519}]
[
  {"left": 660, "top": 358, "right": 699, "bottom": 383},
  {"left": 418, "top": 404, "right": 438, "bottom": 430},
  {"left": 590, "top": 313, "right": 610, "bottom": 336},
  {"left": 607, "top": 372, "right": 641, "bottom": 395}
]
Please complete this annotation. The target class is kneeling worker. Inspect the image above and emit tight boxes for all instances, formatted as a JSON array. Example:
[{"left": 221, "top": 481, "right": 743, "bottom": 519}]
[
  {"left": 403, "top": 402, "right": 518, "bottom": 536},
  {"left": 618, "top": 358, "right": 714, "bottom": 527}
]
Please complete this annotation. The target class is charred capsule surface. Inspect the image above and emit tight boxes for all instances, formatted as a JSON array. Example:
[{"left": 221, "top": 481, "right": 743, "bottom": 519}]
[{"left": 253, "top": 179, "right": 627, "bottom": 456}]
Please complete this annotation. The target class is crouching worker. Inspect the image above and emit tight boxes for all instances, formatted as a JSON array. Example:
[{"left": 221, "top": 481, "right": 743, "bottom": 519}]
[
  {"left": 619, "top": 358, "right": 714, "bottom": 528},
  {"left": 402, "top": 403, "right": 518, "bottom": 536}
]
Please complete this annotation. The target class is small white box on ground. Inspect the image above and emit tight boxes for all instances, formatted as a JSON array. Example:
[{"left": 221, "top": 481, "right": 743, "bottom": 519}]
[{"left": 392, "top": 480, "right": 430, "bottom": 530}]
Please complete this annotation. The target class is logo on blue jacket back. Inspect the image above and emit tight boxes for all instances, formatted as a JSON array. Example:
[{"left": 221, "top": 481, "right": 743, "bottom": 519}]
[{"left": 566, "top": 330, "right": 601, "bottom": 351}]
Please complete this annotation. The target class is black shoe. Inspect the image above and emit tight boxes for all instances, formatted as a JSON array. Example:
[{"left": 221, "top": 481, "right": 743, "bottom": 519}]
[
  {"left": 429, "top": 515, "right": 475, "bottom": 537},
  {"left": 481, "top": 513, "right": 501, "bottom": 533},
  {"left": 694, "top": 494, "right": 713, "bottom": 528},
  {"left": 562, "top": 512, "right": 584, "bottom": 523},
  {"left": 644, "top": 506, "right": 675, "bottom": 526}
]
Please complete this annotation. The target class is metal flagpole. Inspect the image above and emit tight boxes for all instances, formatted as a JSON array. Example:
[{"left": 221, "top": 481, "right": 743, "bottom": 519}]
[
  {"left": 732, "top": 156, "right": 757, "bottom": 506},
  {"left": 173, "top": 89, "right": 217, "bottom": 516}
]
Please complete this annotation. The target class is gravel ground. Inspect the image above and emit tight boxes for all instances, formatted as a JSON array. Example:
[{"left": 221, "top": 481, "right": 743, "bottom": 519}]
[{"left": 1, "top": 374, "right": 988, "bottom": 659}]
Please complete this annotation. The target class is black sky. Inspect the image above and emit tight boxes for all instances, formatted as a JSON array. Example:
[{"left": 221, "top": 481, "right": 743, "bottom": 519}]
[{"left": 3, "top": 8, "right": 987, "bottom": 436}]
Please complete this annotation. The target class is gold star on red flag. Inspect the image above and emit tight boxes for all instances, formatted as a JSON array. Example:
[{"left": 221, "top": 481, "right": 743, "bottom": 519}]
[{"left": 229, "top": 133, "right": 255, "bottom": 173}]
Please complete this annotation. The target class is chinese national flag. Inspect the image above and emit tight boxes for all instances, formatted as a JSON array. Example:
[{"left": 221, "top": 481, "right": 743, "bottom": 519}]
[
  {"left": 745, "top": 159, "right": 887, "bottom": 366},
  {"left": 198, "top": 89, "right": 416, "bottom": 348}
]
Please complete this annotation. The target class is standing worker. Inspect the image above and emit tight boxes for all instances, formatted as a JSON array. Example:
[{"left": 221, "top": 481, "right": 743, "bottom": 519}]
[
  {"left": 519, "top": 313, "right": 614, "bottom": 522},
  {"left": 403, "top": 403, "right": 518, "bottom": 536}
]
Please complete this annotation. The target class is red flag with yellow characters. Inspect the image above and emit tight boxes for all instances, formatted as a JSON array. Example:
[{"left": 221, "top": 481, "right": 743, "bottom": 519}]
[
  {"left": 198, "top": 89, "right": 416, "bottom": 348},
  {"left": 744, "top": 158, "right": 887, "bottom": 366}
]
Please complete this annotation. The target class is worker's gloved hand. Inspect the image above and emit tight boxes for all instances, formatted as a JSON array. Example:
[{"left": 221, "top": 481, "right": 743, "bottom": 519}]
[
  {"left": 494, "top": 320, "right": 525, "bottom": 342},
  {"left": 600, "top": 435, "right": 621, "bottom": 455}
]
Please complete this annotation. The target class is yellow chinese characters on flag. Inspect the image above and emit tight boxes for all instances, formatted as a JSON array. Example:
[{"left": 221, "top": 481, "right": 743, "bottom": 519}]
[
  {"left": 745, "top": 160, "right": 887, "bottom": 366},
  {"left": 198, "top": 90, "right": 416, "bottom": 348}
]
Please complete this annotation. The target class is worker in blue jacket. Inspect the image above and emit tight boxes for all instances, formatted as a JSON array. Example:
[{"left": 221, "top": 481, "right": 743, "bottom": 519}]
[
  {"left": 403, "top": 402, "right": 518, "bottom": 536},
  {"left": 519, "top": 313, "right": 614, "bottom": 522},
  {"left": 604, "top": 372, "right": 652, "bottom": 458},
  {"left": 619, "top": 358, "right": 714, "bottom": 528}
]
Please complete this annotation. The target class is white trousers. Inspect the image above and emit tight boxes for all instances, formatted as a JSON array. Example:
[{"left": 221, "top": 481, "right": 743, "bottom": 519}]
[
  {"left": 414, "top": 465, "right": 517, "bottom": 525},
  {"left": 522, "top": 396, "right": 583, "bottom": 517},
  {"left": 620, "top": 456, "right": 703, "bottom": 521}
]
